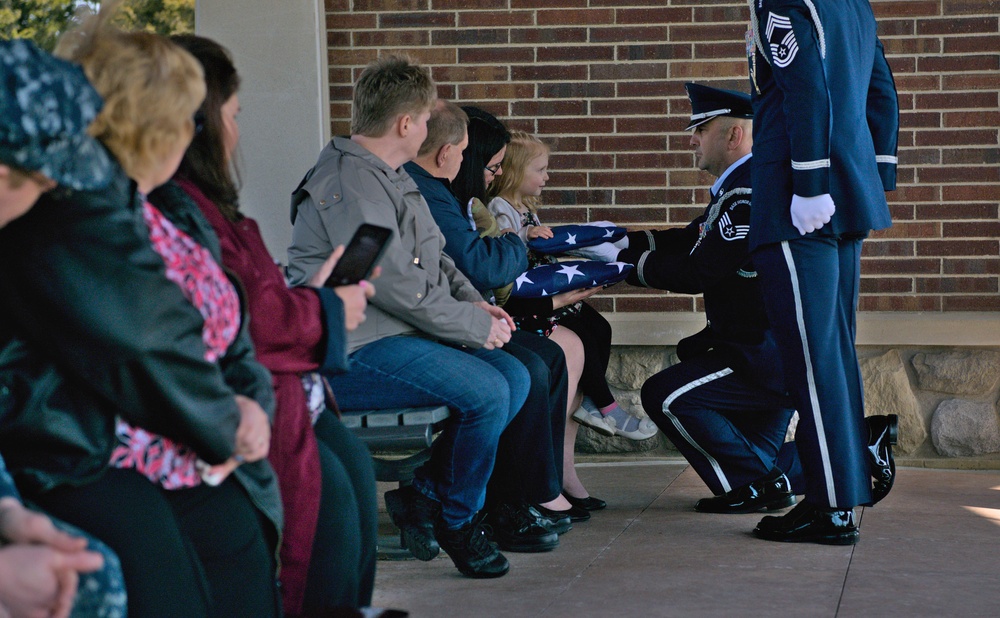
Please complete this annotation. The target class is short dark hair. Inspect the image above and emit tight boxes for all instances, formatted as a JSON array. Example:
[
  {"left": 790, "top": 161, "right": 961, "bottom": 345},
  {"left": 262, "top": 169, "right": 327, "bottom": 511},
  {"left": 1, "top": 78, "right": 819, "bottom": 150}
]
[{"left": 451, "top": 106, "right": 511, "bottom": 207}]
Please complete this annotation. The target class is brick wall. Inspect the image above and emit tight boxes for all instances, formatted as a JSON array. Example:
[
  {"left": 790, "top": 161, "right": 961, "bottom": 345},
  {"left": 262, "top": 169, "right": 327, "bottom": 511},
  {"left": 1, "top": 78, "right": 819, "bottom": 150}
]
[{"left": 324, "top": 0, "right": 1000, "bottom": 314}]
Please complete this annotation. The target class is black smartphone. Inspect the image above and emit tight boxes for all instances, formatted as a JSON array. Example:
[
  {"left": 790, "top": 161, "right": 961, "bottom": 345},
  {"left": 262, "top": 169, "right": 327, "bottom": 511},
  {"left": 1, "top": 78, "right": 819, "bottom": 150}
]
[{"left": 323, "top": 223, "right": 392, "bottom": 287}]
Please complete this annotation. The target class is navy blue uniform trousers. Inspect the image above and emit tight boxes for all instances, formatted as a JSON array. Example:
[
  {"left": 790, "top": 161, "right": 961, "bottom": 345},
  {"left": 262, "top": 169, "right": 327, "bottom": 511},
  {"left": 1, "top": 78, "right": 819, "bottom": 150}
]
[
  {"left": 641, "top": 349, "right": 795, "bottom": 496},
  {"left": 754, "top": 236, "right": 873, "bottom": 509}
]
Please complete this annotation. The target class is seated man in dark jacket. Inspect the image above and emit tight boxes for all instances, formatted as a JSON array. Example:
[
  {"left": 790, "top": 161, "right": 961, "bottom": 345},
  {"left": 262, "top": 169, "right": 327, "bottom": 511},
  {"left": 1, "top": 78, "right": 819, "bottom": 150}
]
[{"left": 405, "top": 100, "right": 575, "bottom": 553}]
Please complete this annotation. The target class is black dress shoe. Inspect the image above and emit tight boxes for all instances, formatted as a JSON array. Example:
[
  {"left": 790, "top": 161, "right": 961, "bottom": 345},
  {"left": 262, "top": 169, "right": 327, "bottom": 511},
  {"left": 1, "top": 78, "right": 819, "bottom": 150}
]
[
  {"left": 565, "top": 495, "right": 607, "bottom": 511},
  {"left": 526, "top": 504, "right": 572, "bottom": 535},
  {"left": 486, "top": 502, "right": 559, "bottom": 553},
  {"left": 695, "top": 469, "right": 795, "bottom": 514},
  {"left": 435, "top": 514, "right": 509, "bottom": 579},
  {"left": 864, "top": 414, "right": 898, "bottom": 506},
  {"left": 753, "top": 501, "right": 859, "bottom": 545},
  {"left": 532, "top": 502, "right": 590, "bottom": 523},
  {"left": 384, "top": 486, "right": 441, "bottom": 561}
]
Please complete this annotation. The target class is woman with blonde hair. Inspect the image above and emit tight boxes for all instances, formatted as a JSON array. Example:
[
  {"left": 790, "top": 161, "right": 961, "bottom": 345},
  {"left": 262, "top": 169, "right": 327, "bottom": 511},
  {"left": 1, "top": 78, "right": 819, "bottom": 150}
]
[{"left": 0, "top": 4, "right": 280, "bottom": 616}]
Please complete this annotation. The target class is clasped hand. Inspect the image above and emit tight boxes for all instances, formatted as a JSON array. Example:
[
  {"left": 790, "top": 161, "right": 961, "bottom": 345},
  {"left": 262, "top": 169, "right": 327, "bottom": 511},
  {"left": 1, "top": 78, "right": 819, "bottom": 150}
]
[{"left": 790, "top": 193, "right": 836, "bottom": 235}]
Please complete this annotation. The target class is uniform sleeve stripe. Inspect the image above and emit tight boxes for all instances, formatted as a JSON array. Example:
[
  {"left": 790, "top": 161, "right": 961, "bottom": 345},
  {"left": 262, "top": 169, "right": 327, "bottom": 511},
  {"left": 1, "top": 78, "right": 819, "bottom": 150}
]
[
  {"left": 803, "top": 0, "right": 826, "bottom": 58},
  {"left": 876, "top": 155, "right": 898, "bottom": 164},
  {"left": 636, "top": 250, "right": 652, "bottom": 287},
  {"left": 791, "top": 158, "right": 831, "bottom": 170},
  {"left": 644, "top": 230, "right": 656, "bottom": 252}
]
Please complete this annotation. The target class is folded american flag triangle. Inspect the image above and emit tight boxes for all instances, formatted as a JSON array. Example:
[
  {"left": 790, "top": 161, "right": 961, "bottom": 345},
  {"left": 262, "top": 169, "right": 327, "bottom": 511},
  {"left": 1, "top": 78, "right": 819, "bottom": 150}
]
[{"left": 510, "top": 260, "right": 633, "bottom": 298}]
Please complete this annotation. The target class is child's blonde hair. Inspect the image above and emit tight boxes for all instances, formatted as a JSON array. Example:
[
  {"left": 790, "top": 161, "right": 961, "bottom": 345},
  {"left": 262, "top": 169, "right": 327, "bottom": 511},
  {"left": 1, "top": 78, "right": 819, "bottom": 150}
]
[
  {"left": 55, "top": 0, "right": 205, "bottom": 184},
  {"left": 488, "top": 130, "right": 550, "bottom": 214}
]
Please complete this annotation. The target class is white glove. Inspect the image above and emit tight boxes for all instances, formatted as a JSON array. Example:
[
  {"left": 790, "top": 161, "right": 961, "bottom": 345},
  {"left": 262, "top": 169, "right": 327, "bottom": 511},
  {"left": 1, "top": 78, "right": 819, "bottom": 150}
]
[
  {"left": 790, "top": 193, "right": 835, "bottom": 235},
  {"left": 566, "top": 241, "right": 622, "bottom": 262}
]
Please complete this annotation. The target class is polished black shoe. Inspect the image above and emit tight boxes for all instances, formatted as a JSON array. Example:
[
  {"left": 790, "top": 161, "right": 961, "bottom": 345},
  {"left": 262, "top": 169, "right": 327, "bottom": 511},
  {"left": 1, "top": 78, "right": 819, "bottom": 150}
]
[
  {"left": 526, "top": 504, "right": 572, "bottom": 535},
  {"left": 486, "top": 502, "right": 559, "bottom": 553},
  {"left": 435, "top": 514, "right": 510, "bottom": 578},
  {"left": 384, "top": 486, "right": 441, "bottom": 561},
  {"left": 565, "top": 494, "right": 607, "bottom": 511},
  {"left": 532, "top": 502, "right": 590, "bottom": 523},
  {"left": 695, "top": 469, "right": 795, "bottom": 514},
  {"left": 753, "top": 501, "right": 859, "bottom": 545},
  {"left": 864, "top": 414, "right": 898, "bottom": 506}
]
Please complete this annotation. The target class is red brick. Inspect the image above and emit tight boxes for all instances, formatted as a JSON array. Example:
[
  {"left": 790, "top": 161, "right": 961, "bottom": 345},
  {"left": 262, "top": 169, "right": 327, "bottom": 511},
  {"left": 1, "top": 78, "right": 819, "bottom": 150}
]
[
  {"left": 353, "top": 29, "right": 428, "bottom": 47},
  {"left": 591, "top": 99, "right": 670, "bottom": 115},
  {"left": 899, "top": 111, "right": 942, "bottom": 129},
  {"left": 324, "top": 0, "right": 349, "bottom": 11},
  {"left": 537, "top": 82, "right": 616, "bottom": 99},
  {"left": 512, "top": 65, "right": 588, "bottom": 82},
  {"left": 887, "top": 202, "right": 916, "bottom": 220},
  {"left": 510, "top": 27, "right": 588, "bottom": 44},
  {"left": 693, "top": 6, "right": 750, "bottom": 23},
  {"left": 943, "top": 74, "right": 1000, "bottom": 90},
  {"left": 899, "top": 147, "right": 941, "bottom": 166},
  {"left": 670, "top": 206, "right": 704, "bottom": 223},
  {"left": 877, "top": 19, "right": 917, "bottom": 36},
  {"left": 511, "top": 0, "right": 586, "bottom": 7},
  {"left": 694, "top": 41, "right": 750, "bottom": 59},
  {"left": 883, "top": 37, "right": 942, "bottom": 55},
  {"left": 618, "top": 44, "right": 692, "bottom": 61},
  {"left": 548, "top": 172, "right": 587, "bottom": 187},
  {"left": 329, "top": 14, "right": 377, "bottom": 29},
  {"left": 536, "top": 8, "right": 614, "bottom": 26},
  {"left": 943, "top": 258, "right": 1000, "bottom": 275},
  {"left": 590, "top": 26, "right": 671, "bottom": 43},
  {"left": 436, "top": 0, "right": 507, "bottom": 7},
  {"left": 942, "top": 295, "right": 1000, "bottom": 311},
  {"left": 917, "top": 16, "right": 999, "bottom": 35},
  {"left": 590, "top": 171, "right": 666, "bottom": 188},
  {"left": 431, "top": 28, "right": 507, "bottom": 45},
  {"left": 919, "top": 166, "right": 1000, "bottom": 184},
  {"left": 614, "top": 189, "right": 669, "bottom": 206},
  {"left": 537, "top": 116, "right": 615, "bottom": 135},
  {"left": 669, "top": 60, "right": 749, "bottom": 79},
  {"left": 457, "top": 82, "right": 534, "bottom": 100},
  {"left": 871, "top": 1, "right": 941, "bottom": 19},
  {"left": 943, "top": 221, "right": 1000, "bottom": 237},
  {"left": 915, "top": 130, "right": 999, "bottom": 147},
  {"left": 942, "top": 147, "right": 1000, "bottom": 165},
  {"left": 591, "top": 63, "right": 670, "bottom": 81},
  {"left": 888, "top": 185, "right": 941, "bottom": 202},
  {"left": 544, "top": 136, "right": 587, "bottom": 152},
  {"left": 548, "top": 153, "right": 615, "bottom": 170},
  {"left": 590, "top": 134, "right": 668, "bottom": 152},
  {"left": 617, "top": 7, "right": 693, "bottom": 24},
  {"left": 944, "top": 111, "right": 1000, "bottom": 129},
  {"left": 919, "top": 55, "right": 999, "bottom": 72},
  {"left": 858, "top": 295, "right": 941, "bottom": 311},
  {"left": 916, "top": 240, "right": 999, "bottom": 256},
  {"left": 866, "top": 258, "right": 942, "bottom": 275},
  {"left": 549, "top": 189, "right": 614, "bottom": 206},
  {"left": 433, "top": 65, "right": 509, "bottom": 82},
  {"left": 542, "top": 207, "right": 590, "bottom": 223},
  {"left": 943, "top": 35, "right": 1000, "bottom": 54},
  {"left": 352, "top": 0, "right": 427, "bottom": 9},
  {"left": 860, "top": 277, "right": 915, "bottom": 294},
  {"left": 538, "top": 46, "right": 615, "bottom": 62},
  {"left": 617, "top": 80, "right": 677, "bottom": 98},
  {"left": 459, "top": 11, "right": 534, "bottom": 28},
  {"left": 916, "top": 92, "right": 998, "bottom": 110},
  {"left": 617, "top": 152, "right": 692, "bottom": 169},
  {"left": 591, "top": 207, "right": 667, "bottom": 223},
  {"left": 380, "top": 12, "right": 454, "bottom": 28},
  {"left": 919, "top": 201, "right": 999, "bottom": 217},
  {"left": 942, "top": 0, "right": 1000, "bottom": 15},
  {"left": 917, "top": 276, "right": 998, "bottom": 293},
  {"left": 459, "top": 47, "right": 535, "bottom": 65},
  {"left": 862, "top": 240, "right": 916, "bottom": 257},
  {"left": 512, "top": 100, "right": 588, "bottom": 117}
]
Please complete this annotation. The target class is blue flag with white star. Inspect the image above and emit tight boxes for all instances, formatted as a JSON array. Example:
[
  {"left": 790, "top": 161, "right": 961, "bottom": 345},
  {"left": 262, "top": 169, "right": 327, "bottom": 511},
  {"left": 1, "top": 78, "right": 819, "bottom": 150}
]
[
  {"left": 527, "top": 224, "right": 627, "bottom": 255},
  {"left": 509, "top": 260, "right": 633, "bottom": 298}
]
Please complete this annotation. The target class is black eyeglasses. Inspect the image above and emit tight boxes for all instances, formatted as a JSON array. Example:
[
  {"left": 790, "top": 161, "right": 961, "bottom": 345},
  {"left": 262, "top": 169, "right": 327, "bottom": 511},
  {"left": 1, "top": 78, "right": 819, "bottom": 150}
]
[
  {"left": 485, "top": 162, "right": 502, "bottom": 174},
  {"left": 193, "top": 111, "right": 206, "bottom": 135}
]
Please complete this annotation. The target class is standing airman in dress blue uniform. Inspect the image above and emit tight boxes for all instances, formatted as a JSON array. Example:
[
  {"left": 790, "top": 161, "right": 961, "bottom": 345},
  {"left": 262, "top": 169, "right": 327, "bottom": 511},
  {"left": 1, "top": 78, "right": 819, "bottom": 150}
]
[
  {"left": 745, "top": 0, "right": 900, "bottom": 544},
  {"left": 618, "top": 83, "right": 803, "bottom": 515}
]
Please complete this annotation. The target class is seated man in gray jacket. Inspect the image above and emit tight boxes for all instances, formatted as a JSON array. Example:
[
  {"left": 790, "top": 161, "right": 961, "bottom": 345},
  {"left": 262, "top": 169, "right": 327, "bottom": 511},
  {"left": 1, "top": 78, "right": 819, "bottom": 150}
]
[{"left": 287, "top": 55, "right": 530, "bottom": 579}]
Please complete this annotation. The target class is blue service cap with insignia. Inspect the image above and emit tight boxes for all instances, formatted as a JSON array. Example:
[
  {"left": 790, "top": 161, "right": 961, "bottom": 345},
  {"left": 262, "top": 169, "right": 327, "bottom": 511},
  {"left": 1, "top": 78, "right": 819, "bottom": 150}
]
[
  {"left": 684, "top": 82, "right": 754, "bottom": 131},
  {"left": 0, "top": 39, "right": 113, "bottom": 191}
]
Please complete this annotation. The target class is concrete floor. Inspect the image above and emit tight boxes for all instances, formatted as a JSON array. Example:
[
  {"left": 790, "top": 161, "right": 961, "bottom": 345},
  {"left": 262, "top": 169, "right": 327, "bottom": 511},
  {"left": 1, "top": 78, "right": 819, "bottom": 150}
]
[{"left": 372, "top": 461, "right": 1000, "bottom": 618}]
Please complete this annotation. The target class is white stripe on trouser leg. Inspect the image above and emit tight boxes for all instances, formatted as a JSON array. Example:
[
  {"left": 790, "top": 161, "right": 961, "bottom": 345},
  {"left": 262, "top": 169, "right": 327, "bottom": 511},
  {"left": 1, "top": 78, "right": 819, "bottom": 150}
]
[
  {"left": 660, "top": 368, "right": 735, "bottom": 493},
  {"left": 781, "top": 241, "right": 837, "bottom": 505}
]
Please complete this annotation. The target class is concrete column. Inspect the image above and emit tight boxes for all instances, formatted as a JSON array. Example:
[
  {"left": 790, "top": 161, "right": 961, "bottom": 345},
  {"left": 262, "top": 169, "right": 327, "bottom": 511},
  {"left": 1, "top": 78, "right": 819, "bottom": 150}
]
[{"left": 195, "top": 0, "right": 329, "bottom": 260}]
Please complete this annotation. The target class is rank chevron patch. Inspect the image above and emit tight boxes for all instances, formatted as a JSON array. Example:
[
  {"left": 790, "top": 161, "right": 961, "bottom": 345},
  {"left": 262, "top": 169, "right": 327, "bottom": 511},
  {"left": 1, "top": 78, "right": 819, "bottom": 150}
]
[
  {"left": 765, "top": 12, "right": 799, "bottom": 67},
  {"left": 718, "top": 212, "right": 749, "bottom": 241}
]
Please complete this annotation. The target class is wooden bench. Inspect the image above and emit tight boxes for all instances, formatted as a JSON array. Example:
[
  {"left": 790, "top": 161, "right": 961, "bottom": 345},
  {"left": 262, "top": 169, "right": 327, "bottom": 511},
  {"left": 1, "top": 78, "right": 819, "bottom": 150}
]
[{"left": 340, "top": 405, "right": 451, "bottom": 560}]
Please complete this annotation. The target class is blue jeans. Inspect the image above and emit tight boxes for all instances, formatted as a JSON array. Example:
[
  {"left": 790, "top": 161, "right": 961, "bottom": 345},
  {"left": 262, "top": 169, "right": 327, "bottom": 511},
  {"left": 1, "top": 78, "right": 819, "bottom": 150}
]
[{"left": 326, "top": 335, "right": 530, "bottom": 527}]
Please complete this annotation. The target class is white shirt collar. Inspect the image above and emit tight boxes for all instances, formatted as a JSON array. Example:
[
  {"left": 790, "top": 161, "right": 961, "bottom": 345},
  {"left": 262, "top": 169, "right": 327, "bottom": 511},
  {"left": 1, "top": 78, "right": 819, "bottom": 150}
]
[{"left": 710, "top": 152, "right": 752, "bottom": 196}]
